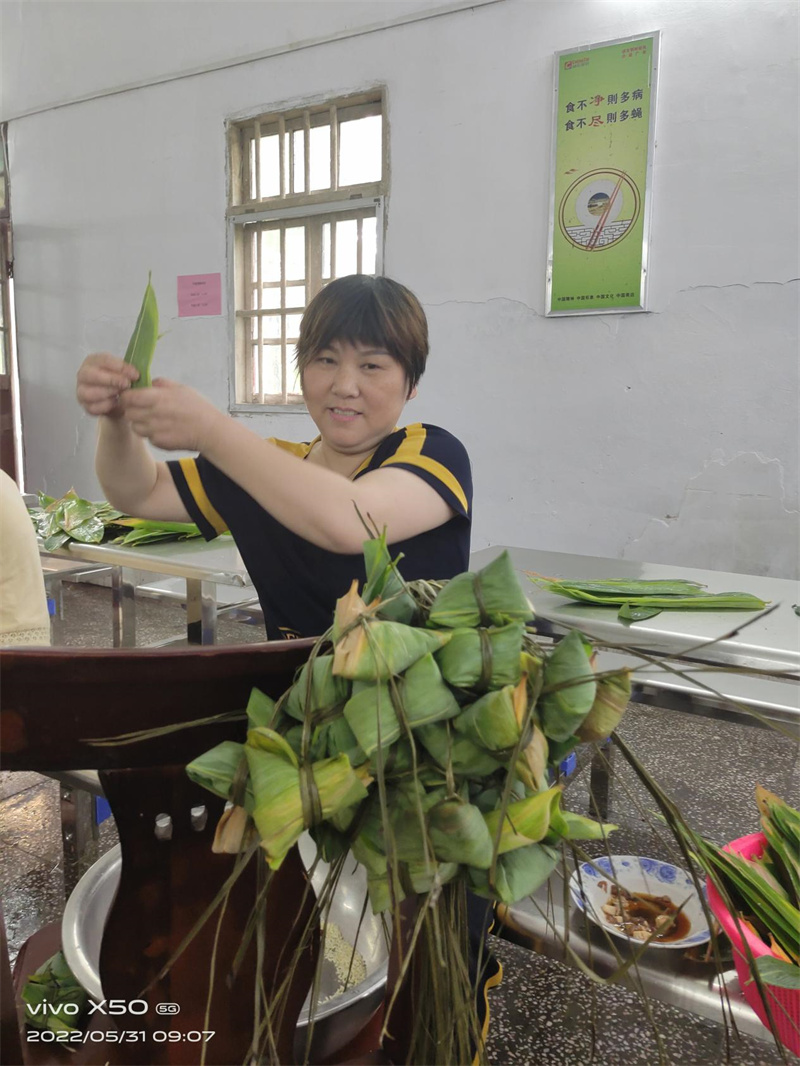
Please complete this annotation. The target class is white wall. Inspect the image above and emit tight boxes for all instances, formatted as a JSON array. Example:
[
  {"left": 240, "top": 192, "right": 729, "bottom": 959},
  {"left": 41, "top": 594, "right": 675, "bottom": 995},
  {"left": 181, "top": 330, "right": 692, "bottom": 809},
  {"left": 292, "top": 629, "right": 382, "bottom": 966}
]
[{"left": 3, "top": 0, "right": 798, "bottom": 577}]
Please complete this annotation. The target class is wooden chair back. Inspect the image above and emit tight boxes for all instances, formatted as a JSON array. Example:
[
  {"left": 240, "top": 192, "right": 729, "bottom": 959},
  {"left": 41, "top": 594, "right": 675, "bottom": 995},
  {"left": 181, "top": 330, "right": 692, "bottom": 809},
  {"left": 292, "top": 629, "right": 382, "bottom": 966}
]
[{"left": 0, "top": 641, "right": 319, "bottom": 1065}]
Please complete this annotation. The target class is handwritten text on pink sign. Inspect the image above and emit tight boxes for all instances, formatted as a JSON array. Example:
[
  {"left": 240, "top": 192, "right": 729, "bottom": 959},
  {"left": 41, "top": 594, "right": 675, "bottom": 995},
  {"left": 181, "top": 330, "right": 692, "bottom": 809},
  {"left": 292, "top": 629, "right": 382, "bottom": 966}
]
[{"left": 177, "top": 274, "right": 222, "bottom": 317}]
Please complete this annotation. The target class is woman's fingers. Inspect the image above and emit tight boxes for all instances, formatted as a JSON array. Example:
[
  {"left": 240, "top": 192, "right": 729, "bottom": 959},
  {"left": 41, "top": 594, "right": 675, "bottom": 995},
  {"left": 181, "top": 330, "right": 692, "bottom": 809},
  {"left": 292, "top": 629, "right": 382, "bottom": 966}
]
[{"left": 77, "top": 353, "right": 139, "bottom": 417}]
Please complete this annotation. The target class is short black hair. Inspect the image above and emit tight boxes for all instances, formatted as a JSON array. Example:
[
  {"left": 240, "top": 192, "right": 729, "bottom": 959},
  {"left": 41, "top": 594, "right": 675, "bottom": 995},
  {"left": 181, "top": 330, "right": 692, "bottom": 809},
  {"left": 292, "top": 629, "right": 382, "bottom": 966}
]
[{"left": 295, "top": 275, "right": 428, "bottom": 390}]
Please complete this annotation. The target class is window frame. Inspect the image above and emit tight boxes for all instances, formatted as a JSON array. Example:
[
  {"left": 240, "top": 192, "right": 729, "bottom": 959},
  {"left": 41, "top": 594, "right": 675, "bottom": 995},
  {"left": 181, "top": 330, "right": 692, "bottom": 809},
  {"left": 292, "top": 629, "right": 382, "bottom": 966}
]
[
  {"left": 226, "top": 196, "right": 385, "bottom": 413},
  {"left": 225, "top": 90, "right": 388, "bottom": 413}
]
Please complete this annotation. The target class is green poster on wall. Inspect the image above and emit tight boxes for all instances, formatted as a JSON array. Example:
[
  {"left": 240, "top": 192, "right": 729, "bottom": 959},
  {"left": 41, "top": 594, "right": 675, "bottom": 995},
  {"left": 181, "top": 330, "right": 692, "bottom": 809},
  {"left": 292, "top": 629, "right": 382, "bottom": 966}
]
[{"left": 546, "top": 33, "right": 660, "bottom": 315}]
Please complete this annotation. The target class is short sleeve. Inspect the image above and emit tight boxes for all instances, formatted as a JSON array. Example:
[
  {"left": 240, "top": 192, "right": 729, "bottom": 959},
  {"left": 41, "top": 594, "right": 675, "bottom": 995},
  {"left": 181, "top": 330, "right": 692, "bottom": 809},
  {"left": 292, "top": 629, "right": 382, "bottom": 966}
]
[
  {"left": 370, "top": 424, "right": 472, "bottom": 518},
  {"left": 167, "top": 457, "right": 229, "bottom": 540}
]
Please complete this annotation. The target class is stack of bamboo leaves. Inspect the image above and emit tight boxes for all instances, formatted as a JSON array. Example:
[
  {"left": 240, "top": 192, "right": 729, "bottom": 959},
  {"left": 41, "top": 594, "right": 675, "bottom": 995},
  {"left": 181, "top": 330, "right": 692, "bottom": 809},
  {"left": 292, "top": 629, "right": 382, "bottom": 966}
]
[
  {"left": 30, "top": 489, "right": 206, "bottom": 550},
  {"left": 528, "top": 575, "right": 767, "bottom": 623},
  {"left": 21, "top": 951, "right": 88, "bottom": 1037},
  {"left": 187, "top": 540, "right": 629, "bottom": 910},
  {"left": 697, "top": 785, "right": 800, "bottom": 989}
]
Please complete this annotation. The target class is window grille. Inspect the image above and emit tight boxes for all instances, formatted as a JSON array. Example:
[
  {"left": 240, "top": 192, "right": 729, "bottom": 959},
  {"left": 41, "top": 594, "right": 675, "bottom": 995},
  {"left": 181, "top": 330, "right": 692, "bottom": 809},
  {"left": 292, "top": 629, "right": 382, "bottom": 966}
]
[{"left": 227, "top": 92, "right": 386, "bottom": 407}]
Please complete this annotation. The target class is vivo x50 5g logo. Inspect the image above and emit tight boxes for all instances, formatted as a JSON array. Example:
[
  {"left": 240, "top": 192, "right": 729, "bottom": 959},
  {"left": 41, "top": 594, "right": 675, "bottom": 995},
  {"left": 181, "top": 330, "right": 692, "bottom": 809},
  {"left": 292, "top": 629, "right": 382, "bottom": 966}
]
[{"left": 28, "top": 999, "right": 180, "bottom": 1017}]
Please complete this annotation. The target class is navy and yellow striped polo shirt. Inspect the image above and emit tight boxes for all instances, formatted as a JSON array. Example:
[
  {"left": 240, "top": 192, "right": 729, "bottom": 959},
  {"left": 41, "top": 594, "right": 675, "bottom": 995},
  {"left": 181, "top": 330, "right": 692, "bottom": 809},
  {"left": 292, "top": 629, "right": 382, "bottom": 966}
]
[{"left": 167, "top": 423, "right": 472, "bottom": 640}]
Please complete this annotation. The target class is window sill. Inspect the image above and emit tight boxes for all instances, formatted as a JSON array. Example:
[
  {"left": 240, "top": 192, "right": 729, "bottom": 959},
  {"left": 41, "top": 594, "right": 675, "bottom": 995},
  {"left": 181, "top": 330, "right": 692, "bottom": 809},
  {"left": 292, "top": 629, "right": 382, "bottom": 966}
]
[{"left": 230, "top": 403, "right": 309, "bottom": 415}]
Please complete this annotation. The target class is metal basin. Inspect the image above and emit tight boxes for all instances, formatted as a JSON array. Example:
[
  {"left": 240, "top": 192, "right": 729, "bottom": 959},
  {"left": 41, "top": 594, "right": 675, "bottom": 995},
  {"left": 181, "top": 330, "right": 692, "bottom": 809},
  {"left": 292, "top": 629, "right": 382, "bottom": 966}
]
[{"left": 62, "top": 835, "right": 388, "bottom": 1061}]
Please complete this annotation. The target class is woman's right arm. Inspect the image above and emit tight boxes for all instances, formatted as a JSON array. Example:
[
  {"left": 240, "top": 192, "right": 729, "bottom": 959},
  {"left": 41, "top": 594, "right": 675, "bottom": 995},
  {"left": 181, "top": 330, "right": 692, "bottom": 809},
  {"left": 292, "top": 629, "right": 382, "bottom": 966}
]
[{"left": 77, "top": 353, "right": 190, "bottom": 521}]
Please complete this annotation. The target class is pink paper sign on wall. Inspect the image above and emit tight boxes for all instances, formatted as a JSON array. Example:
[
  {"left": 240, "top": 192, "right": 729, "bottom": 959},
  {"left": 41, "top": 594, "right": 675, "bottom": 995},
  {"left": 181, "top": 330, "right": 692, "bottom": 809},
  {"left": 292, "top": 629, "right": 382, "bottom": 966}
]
[{"left": 177, "top": 273, "right": 222, "bottom": 317}]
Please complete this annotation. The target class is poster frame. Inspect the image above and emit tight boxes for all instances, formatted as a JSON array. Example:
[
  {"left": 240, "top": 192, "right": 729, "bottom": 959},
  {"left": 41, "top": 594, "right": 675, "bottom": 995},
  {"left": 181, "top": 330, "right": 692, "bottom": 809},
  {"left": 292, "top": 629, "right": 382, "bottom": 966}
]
[{"left": 545, "top": 31, "right": 661, "bottom": 317}]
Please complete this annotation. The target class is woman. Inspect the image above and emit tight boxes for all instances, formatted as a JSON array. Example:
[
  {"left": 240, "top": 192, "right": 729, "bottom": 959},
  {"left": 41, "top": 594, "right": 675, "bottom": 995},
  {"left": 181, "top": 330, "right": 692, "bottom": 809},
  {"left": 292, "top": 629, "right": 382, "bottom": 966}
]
[
  {"left": 76, "top": 273, "right": 498, "bottom": 1053},
  {"left": 76, "top": 275, "right": 472, "bottom": 639}
]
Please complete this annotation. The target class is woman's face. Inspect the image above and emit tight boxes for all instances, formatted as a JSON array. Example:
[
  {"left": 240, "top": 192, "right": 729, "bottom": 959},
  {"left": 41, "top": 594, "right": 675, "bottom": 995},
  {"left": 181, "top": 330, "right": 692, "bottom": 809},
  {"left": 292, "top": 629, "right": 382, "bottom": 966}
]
[{"left": 302, "top": 339, "right": 417, "bottom": 455}]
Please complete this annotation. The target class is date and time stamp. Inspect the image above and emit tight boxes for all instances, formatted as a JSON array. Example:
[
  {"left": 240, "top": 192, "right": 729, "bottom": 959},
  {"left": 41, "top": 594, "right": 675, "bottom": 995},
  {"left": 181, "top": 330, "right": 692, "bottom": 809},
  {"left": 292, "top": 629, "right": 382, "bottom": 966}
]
[{"left": 26, "top": 998, "right": 215, "bottom": 1046}]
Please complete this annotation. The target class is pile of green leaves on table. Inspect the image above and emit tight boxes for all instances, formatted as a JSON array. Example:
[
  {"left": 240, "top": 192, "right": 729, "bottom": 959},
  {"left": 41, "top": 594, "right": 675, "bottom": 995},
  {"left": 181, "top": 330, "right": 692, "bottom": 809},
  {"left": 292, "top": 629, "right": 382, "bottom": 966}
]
[
  {"left": 30, "top": 488, "right": 205, "bottom": 550},
  {"left": 696, "top": 785, "right": 800, "bottom": 990},
  {"left": 528, "top": 575, "right": 768, "bottom": 623},
  {"left": 21, "top": 950, "right": 88, "bottom": 1036}
]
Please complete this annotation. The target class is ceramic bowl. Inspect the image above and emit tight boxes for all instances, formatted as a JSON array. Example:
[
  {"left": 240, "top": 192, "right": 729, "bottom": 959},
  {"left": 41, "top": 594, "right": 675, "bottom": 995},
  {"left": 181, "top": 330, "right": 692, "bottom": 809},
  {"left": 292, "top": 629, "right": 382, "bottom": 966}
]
[{"left": 568, "top": 854, "right": 711, "bottom": 949}]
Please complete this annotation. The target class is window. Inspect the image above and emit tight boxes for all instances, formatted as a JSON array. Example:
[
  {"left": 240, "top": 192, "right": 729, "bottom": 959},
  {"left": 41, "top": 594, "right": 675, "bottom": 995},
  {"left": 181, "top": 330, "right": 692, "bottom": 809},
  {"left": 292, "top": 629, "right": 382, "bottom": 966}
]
[{"left": 227, "top": 91, "right": 387, "bottom": 407}]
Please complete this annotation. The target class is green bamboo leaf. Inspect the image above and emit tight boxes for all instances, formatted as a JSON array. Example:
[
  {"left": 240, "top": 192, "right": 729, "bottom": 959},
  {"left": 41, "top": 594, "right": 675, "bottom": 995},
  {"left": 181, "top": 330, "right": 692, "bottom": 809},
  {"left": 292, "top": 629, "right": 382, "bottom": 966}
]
[
  {"left": 67, "top": 516, "right": 107, "bottom": 544},
  {"left": 483, "top": 788, "right": 563, "bottom": 854},
  {"left": 755, "top": 956, "right": 800, "bottom": 989},
  {"left": 531, "top": 576, "right": 707, "bottom": 596},
  {"left": 43, "top": 531, "right": 71, "bottom": 551},
  {"left": 618, "top": 602, "right": 663, "bottom": 622},
  {"left": 59, "top": 496, "right": 100, "bottom": 531},
  {"left": 124, "top": 272, "right": 159, "bottom": 388},
  {"left": 362, "top": 532, "right": 417, "bottom": 624},
  {"left": 246, "top": 688, "right": 276, "bottom": 730},
  {"left": 531, "top": 576, "right": 767, "bottom": 612}
]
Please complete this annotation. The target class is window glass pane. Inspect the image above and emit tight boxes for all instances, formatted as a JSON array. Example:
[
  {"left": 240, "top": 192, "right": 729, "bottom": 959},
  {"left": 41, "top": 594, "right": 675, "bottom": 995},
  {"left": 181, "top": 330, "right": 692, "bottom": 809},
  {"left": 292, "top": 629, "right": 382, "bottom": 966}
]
[
  {"left": 361, "top": 216, "right": 377, "bottom": 274},
  {"left": 0, "top": 332, "right": 6, "bottom": 376},
  {"left": 259, "top": 134, "right": 280, "bottom": 198},
  {"left": 309, "top": 124, "right": 331, "bottom": 191},
  {"left": 249, "top": 138, "right": 257, "bottom": 200},
  {"left": 285, "top": 226, "right": 305, "bottom": 281},
  {"left": 260, "top": 286, "right": 282, "bottom": 311},
  {"left": 259, "top": 228, "right": 281, "bottom": 284},
  {"left": 334, "top": 219, "right": 358, "bottom": 277},
  {"left": 261, "top": 315, "right": 282, "bottom": 341},
  {"left": 252, "top": 349, "right": 260, "bottom": 398},
  {"left": 285, "top": 314, "right": 302, "bottom": 340},
  {"left": 286, "top": 284, "right": 306, "bottom": 309},
  {"left": 288, "top": 361, "right": 302, "bottom": 396},
  {"left": 262, "top": 345, "right": 283, "bottom": 396},
  {"left": 338, "top": 115, "right": 382, "bottom": 186},
  {"left": 322, "top": 223, "right": 331, "bottom": 280},
  {"left": 292, "top": 131, "right": 305, "bottom": 193}
]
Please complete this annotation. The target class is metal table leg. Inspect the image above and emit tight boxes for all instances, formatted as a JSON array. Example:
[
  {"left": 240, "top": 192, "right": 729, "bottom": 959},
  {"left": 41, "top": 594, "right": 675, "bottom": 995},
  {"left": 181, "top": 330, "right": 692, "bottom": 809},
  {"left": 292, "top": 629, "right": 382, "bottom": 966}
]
[
  {"left": 185, "top": 578, "right": 219, "bottom": 644},
  {"left": 111, "top": 566, "right": 137, "bottom": 647},
  {"left": 59, "top": 785, "right": 98, "bottom": 898},
  {"left": 589, "top": 739, "right": 614, "bottom": 821}
]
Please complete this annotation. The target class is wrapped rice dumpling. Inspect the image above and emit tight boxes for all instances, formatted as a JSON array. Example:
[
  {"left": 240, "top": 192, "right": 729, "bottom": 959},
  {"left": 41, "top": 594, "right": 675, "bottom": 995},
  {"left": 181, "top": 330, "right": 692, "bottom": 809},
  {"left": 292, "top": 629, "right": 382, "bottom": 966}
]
[
  {"left": 334, "top": 609, "right": 450, "bottom": 681},
  {"left": 186, "top": 740, "right": 254, "bottom": 812},
  {"left": 539, "top": 630, "right": 597, "bottom": 742},
  {"left": 454, "top": 678, "right": 529, "bottom": 753},
  {"left": 244, "top": 728, "right": 370, "bottom": 868},
  {"left": 575, "top": 670, "right": 632, "bottom": 742},
  {"left": 428, "top": 550, "right": 533, "bottom": 629},
  {"left": 468, "top": 842, "right": 560, "bottom": 904},
  {"left": 436, "top": 622, "right": 524, "bottom": 691},
  {"left": 416, "top": 721, "right": 503, "bottom": 778},
  {"left": 284, "top": 655, "right": 349, "bottom": 723}
]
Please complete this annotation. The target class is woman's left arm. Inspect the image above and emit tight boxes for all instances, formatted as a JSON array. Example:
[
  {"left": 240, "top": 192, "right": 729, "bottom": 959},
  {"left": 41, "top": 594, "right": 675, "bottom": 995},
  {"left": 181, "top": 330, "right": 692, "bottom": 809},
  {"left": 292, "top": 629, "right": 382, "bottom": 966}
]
[{"left": 120, "top": 380, "right": 455, "bottom": 552}]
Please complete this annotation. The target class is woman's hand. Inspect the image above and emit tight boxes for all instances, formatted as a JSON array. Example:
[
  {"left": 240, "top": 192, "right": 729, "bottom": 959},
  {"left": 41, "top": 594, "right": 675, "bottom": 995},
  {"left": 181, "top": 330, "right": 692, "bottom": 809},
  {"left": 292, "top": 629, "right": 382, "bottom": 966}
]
[
  {"left": 76, "top": 353, "right": 138, "bottom": 418},
  {"left": 119, "top": 378, "right": 227, "bottom": 453}
]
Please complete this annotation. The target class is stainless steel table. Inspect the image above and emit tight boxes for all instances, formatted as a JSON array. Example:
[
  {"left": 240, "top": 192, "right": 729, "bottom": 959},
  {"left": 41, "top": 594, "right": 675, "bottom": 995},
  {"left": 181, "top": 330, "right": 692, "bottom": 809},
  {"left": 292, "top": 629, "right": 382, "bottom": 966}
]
[
  {"left": 471, "top": 545, "right": 800, "bottom": 726},
  {"left": 472, "top": 546, "right": 798, "bottom": 1040},
  {"left": 40, "top": 537, "right": 256, "bottom": 646}
]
